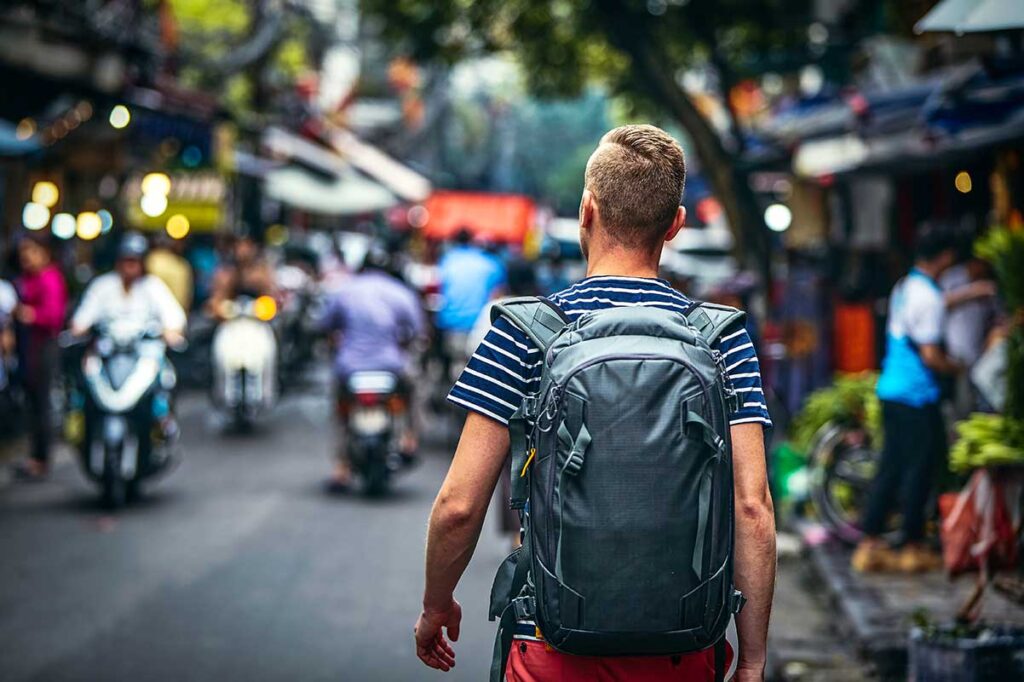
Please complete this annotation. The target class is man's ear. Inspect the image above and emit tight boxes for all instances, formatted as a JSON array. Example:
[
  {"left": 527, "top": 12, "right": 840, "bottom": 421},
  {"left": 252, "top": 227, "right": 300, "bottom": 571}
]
[
  {"left": 579, "top": 190, "right": 594, "bottom": 231},
  {"left": 664, "top": 206, "right": 686, "bottom": 242}
]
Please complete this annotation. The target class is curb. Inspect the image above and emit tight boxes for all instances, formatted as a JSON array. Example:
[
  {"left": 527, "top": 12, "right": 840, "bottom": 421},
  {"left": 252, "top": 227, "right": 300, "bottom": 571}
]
[{"left": 806, "top": 540, "right": 908, "bottom": 680}]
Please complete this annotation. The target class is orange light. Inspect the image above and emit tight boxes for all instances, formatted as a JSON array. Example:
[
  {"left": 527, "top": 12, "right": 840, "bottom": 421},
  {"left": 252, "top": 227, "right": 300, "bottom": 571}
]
[{"left": 253, "top": 296, "right": 277, "bottom": 322}]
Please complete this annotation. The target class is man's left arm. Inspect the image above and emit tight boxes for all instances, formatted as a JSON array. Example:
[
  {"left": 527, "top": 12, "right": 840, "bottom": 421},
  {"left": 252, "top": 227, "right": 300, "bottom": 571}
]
[
  {"left": 731, "top": 422, "right": 776, "bottom": 681},
  {"left": 415, "top": 412, "right": 509, "bottom": 672}
]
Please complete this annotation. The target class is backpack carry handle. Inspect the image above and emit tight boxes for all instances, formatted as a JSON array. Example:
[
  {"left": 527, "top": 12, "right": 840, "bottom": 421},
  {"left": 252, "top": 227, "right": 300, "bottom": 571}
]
[
  {"left": 685, "top": 301, "right": 746, "bottom": 345},
  {"left": 490, "top": 296, "right": 569, "bottom": 353}
]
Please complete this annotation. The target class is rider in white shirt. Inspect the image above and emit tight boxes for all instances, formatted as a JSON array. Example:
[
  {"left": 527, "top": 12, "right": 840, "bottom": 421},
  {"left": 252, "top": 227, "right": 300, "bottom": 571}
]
[{"left": 71, "top": 233, "right": 186, "bottom": 343}]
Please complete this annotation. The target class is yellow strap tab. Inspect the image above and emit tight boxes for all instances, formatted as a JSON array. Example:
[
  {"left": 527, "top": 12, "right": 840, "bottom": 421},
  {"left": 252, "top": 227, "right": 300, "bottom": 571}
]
[{"left": 520, "top": 448, "right": 536, "bottom": 477}]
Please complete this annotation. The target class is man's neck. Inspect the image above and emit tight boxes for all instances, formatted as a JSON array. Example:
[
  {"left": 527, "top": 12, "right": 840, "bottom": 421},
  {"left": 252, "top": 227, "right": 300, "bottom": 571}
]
[
  {"left": 913, "top": 261, "right": 941, "bottom": 280},
  {"left": 585, "top": 247, "right": 661, "bottom": 280}
]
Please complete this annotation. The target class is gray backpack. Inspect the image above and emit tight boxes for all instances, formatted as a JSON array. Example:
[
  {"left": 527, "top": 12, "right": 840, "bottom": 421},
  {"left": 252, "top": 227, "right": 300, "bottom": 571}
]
[{"left": 488, "top": 297, "right": 747, "bottom": 681}]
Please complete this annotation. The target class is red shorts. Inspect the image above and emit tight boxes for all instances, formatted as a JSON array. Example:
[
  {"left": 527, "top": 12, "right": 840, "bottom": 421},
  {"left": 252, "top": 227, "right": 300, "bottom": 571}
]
[{"left": 505, "top": 639, "right": 736, "bottom": 682}]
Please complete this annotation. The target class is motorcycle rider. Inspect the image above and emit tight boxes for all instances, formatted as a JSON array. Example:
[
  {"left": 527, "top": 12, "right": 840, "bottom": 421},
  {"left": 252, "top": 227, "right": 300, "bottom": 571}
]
[
  {"left": 205, "top": 234, "right": 277, "bottom": 319},
  {"left": 321, "top": 242, "right": 426, "bottom": 489},
  {"left": 71, "top": 233, "right": 186, "bottom": 344},
  {"left": 70, "top": 233, "right": 186, "bottom": 441}
]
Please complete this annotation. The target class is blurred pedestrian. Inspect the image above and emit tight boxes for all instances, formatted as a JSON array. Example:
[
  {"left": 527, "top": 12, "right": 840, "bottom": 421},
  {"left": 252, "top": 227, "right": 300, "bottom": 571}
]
[
  {"left": 321, "top": 242, "right": 426, "bottom": 489},
  {"left": 941, "top": 253, "right": 999, "bottom": 415},
  {"left": 435, "top": 228, "right": 506, "bottom": 379},
  {"left": 146, "top": 235, "right": 194, "bottom": 312},
  {"left": 854, "top": 227, "right": 962, "bottom": 573},
  {"left": 13, "top": 233, "right": 67, "bottom": 480}
]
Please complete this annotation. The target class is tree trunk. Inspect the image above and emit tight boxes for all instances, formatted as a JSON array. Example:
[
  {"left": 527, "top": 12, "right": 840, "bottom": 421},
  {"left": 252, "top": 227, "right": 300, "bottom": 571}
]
[{"left": 593, "top": 0, "right": 771, "bottom": 285}]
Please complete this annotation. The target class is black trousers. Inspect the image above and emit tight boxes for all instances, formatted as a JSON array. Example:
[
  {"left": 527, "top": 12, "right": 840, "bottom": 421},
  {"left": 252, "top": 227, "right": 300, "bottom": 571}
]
[
  {"left": 861, "top": 400, "right": 947, "bottom": 544},
  {"left": 24, "top": 339, "right": 58, "bottom": 464}
]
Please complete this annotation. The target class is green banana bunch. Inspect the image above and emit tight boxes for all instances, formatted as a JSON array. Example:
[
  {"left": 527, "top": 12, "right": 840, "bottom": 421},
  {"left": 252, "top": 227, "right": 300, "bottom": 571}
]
[{"left": 950, "top": 412, "right": 1024, "bottom": 473}]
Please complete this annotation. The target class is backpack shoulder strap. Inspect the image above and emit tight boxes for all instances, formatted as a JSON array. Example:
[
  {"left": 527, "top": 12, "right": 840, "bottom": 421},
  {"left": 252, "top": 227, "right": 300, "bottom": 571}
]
[
  {"left": 685, "top": 301, "right": 746, "bottom": 345},
  {"left": 490, "top": 296, "right": 569, "bottom": 352}
]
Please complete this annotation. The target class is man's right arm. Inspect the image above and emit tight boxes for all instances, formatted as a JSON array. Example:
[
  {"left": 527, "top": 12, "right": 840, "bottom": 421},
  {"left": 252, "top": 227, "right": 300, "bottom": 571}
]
[
  {"left": 919, "top": 343, "right": 961, "bottom": 375},
  {"left": 730, "top": 422, "right": 776, "bottom": 681}
]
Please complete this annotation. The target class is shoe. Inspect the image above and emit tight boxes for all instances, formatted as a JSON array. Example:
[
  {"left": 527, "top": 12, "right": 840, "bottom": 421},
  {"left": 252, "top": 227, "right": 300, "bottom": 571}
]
[
  {"left": 851, "top": 540, "right": 898, "bottom": 573},
  {"left": 896, "top": 545, "right": 943, "bottom": 573}
]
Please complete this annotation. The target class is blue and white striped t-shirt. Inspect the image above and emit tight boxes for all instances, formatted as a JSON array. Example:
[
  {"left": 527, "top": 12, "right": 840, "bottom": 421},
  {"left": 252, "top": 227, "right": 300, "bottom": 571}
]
[{"left": 448, "top": 275, "right": 772, "bottom": 429}]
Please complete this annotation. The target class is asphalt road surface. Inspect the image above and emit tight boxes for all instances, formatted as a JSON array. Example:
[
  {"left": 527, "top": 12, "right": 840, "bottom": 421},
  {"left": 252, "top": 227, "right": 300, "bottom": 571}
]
[{"left": 0, "top": 383, "right": 508, "bottom": 682}]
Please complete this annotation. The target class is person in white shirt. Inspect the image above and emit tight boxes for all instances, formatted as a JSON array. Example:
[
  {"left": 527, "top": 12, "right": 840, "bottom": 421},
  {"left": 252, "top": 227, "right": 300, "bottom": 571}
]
[{"left": 71, "top": 233, "right": 186, "bottom": 344}]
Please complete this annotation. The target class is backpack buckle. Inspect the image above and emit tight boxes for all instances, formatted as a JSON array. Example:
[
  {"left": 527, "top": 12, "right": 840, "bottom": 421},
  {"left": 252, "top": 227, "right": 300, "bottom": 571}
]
[
  {"left": 725, "top": 388, "right": 741, "bottom": 415},
  {"left": 512, "top": 595, "right": 536, "bottom": 620},
  {"left": 564, "top": 450, "right": 584, "bottom": 476},
  {"left": 730, "top": 589, "right": 747, "bottom": 614}
]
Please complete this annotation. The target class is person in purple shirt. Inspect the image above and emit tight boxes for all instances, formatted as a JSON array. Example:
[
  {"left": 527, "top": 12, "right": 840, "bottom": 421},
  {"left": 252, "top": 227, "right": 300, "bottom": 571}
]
[{"left": 321, "top": 243, "right": 426, "bottom": 488}]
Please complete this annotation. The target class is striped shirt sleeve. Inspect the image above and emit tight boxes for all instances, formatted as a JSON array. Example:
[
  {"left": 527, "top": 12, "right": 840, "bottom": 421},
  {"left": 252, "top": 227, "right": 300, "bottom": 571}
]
[
  {"left": 715, "top": 322, "right": 773, "bottom": 428},
  {"left": 447, "top": 316, "right": 542, "bottom": 424}
]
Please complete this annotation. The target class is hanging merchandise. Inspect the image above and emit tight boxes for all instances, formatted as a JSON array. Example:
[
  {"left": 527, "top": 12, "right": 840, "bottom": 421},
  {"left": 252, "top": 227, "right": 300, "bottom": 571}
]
[{"left": 847, "top": 176, "right": 893, "bottom": 250}]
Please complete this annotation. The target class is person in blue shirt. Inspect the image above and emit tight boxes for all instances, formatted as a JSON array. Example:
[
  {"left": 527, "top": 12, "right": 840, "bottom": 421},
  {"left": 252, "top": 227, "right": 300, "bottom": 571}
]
[
  {"left": 435, "top": 228, "right": 506, "bottom": 378},
  {"left": 854, "top": 227, "right": 962, "bottom": 574}
]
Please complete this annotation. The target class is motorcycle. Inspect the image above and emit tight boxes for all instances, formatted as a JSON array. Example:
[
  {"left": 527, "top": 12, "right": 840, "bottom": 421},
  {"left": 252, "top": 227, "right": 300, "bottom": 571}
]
[
  {"left": 62, "top": 317, "right": 181, "bottom": 509},
  {"left": 340, "top": 371, "right": 411, "bottom": 496},
  {"left": 211, "top": 295, "right": 279, "bottom": 429},
  {"left": 807, "top": 421, "right": 901, "bottom": 545}
]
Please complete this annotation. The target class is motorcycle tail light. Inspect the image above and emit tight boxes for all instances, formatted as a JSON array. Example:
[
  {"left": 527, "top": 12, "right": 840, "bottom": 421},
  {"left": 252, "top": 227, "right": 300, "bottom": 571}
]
[
  {"left": 387, "top": 396, "right": 405, "bottom": 413},
  {"left": 354, "top": 392, "right": 380, "bottom": 407}
]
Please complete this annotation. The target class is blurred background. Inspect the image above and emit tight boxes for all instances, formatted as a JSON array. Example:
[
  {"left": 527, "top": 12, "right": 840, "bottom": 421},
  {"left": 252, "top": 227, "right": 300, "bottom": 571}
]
[{"left": 1, "top": 1, "right": 1023, "bottom": 680}]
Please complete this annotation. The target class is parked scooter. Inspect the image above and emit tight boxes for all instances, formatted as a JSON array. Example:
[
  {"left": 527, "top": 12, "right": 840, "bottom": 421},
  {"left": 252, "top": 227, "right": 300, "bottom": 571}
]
[
  {"left": 340, "top": 371, "right": 411, "bottom": 495},
  {"left": 62, "top": 317, "right": 181, "bottom": 509},
  {"left": 210, "top": 295, "right": 278, "bottom": 429}
]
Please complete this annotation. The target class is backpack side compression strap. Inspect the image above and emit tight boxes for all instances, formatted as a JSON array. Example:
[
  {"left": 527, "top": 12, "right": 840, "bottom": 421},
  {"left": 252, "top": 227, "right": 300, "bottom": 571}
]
[
  {"left": 685, "top": 301, "right": 746, "bottom": 346},
  {"left": 490, "top": 296, "right": 569, "bottom": 352}
]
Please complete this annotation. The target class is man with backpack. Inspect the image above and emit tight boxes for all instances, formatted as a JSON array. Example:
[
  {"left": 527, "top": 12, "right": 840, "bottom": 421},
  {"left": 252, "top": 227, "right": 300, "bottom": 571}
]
[{"left": 414, "top": 125, "right": 776, "bottom": 681}]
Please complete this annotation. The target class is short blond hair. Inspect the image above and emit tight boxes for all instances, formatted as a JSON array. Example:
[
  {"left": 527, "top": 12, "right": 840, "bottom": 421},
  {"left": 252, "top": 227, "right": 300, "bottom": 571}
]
[{"left": 584, "top": 124, "right": 686, "bottom": 249}]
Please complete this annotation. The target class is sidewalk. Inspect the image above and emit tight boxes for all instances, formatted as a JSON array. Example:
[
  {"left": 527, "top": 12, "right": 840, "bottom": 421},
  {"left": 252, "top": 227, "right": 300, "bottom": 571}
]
[
  {"left": 806, "top": 534, "right": 1024, "bottom": 680},
  {"left": 768, "top": 533, "right": 873, "bottom": 681}
]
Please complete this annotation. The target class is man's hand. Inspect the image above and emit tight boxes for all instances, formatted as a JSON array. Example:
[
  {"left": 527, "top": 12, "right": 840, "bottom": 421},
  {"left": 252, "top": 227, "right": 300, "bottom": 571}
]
[
  {"left": 163, "top": 329, "right": 186, "bottom": 350},
  {"left": 414, "top": 599, "right": 462, "bottom": 672}
]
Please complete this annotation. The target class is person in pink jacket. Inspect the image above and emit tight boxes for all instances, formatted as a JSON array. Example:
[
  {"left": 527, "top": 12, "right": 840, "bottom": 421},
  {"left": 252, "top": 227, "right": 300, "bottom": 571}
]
[{"left": 14, "top": 233, "right": 67, "bottom": 479}]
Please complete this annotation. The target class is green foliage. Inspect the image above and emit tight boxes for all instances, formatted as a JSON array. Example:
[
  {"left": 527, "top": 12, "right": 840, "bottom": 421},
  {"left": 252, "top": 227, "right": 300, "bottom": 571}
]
[
  {"left": 167, "top": 0, "right": 314, "bottom": 119},
  {"left": 950, "top": 413, "right": 1024, "bottom": 473},
  {"left": 975, "top": 226, "right": 1024, "bottom": 421},
  {"left": 360, "top": 0, "right": 813, "bottom": 101},
  {"left": 789, "top": 373, "right": 882, "bottom": 454}
]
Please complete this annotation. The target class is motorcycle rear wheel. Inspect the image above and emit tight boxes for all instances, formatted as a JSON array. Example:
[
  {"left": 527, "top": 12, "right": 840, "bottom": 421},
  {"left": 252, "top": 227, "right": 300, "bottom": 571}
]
[{"left": 363, "top": 457, "right": 390, "bottom": 497}]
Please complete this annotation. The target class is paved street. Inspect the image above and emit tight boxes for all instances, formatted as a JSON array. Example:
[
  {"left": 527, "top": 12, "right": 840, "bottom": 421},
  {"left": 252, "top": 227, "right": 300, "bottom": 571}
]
[
  {"left": 0, "top": 381, "right": 507, "bottom": 682},
  {"left": 0, "top": 377, "right": 869, "bottom": 682}
]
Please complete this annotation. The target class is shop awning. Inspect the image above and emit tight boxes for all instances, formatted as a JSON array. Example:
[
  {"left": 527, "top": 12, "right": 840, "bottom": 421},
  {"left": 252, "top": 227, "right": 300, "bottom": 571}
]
[
  {"left": 959, "top": 0, "right": 1024, "bottom": 32},
  {"left": 915, "top": 0, "right": 980, "bottom": 33},
  {"left": 264, "top": 126, "right": 432, "bottom": 203},
  {"left": 421, "top": 191, "right": 535, "bottom": 244},
  {"left": 264, "top": 165, "right": 397, "bottom": 216},
  {"left": 328, "top": 129, "right": 432, "bottom": 202},
  {"left": 916, "top": 0, "right": 1024, "bottom": 33}
]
